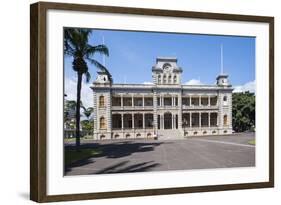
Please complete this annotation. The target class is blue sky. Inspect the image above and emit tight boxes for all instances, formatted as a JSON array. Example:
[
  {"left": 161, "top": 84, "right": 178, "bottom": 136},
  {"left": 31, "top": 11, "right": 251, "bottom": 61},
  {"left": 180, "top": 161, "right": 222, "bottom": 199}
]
[{"left": 64, "top": 29, "right": 255, "bottom": 107}]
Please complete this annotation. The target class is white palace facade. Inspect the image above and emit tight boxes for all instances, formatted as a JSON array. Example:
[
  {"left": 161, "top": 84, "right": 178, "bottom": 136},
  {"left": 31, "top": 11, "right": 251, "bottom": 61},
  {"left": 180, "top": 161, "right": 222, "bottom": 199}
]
[{"left": 91, "top": 57, "right": 233, "bottom": 140}]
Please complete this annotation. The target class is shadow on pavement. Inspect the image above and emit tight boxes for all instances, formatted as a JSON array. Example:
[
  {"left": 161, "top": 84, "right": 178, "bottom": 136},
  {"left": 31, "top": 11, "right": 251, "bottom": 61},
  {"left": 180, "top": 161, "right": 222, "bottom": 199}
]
[
  {"left": 65, "top": 140, "right": 169, "bottom": 174},
  {"left": 93, "top": 160, "right": 161, "bottom": 174}
]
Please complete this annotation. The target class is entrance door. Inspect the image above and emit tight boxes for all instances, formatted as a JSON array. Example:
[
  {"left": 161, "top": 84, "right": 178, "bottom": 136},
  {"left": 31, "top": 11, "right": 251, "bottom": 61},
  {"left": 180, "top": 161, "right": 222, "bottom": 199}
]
[{"left": 164, "top": 113, "right": 172, "bottom": 129}]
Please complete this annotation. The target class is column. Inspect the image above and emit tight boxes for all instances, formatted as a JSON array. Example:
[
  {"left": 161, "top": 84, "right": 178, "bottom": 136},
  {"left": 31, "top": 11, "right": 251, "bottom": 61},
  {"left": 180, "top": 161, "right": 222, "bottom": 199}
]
[
  {"left": 178, "top": 92, "right": 182, "bottom": 130},
  {"left": 121, "top": 113, "right": 124, "bottom": 130},
  {"left": 143, "top": 113, "right": 145, "bottom": 129},
  {"left": 172, "top": 97, "right": 174, "bottom": 107},
  {"left": 93, "top": 92, "right": 98, "bottom": 138},
  {"left": 121, "top": 94, "right": 123, "bottom": 108},
  {"left": 132, "top": 113, "right": 135, "bottom": 129},
  {"left": 189, "top": 96, "right": 192, "bottom": 106},
  {"left": 199, "top": 96, "right": 201, "bottom": 106},
  {"left": 142, "top": 95, "right": 145, "bottom": 108},
  {"left": 153, "top": 91, "right": 158, "bottom": 132},
  {"left": 132, "top": 95, "right": 134, "bottom": 107},
  {"left": 208, "top": 96, "right": 210, "bottom": 106}
]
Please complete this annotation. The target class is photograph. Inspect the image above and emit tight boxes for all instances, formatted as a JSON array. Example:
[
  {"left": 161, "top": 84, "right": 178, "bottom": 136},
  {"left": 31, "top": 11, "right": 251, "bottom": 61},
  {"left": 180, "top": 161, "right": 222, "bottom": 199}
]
[{"left": 63, "top": 28, "right": 256, "bottom": 176}]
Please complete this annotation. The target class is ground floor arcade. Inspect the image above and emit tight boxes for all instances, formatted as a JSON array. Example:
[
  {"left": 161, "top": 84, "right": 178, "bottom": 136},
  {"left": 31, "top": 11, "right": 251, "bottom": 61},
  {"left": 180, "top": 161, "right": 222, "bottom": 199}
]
[{"left": 93, "top": 111, "right": 228, "bottom": 140}]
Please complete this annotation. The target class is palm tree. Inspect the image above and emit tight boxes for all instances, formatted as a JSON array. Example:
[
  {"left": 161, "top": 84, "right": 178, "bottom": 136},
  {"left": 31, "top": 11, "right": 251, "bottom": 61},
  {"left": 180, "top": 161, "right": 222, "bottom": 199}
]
[{"left": 64, "top": 28, "right": 109, "bottom": 149}]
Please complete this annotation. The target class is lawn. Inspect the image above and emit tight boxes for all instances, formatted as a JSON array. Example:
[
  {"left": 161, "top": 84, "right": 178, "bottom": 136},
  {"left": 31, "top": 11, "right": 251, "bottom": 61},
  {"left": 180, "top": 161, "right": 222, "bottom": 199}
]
[
  {"left": 64, "top": 137, "right": 93, "bottom": 143},
  {"left": 65, "top": 148, "right": 102, "bottom": 166},
  {"left": 248, "top": 139, "right": 255, "bottom": 145}
]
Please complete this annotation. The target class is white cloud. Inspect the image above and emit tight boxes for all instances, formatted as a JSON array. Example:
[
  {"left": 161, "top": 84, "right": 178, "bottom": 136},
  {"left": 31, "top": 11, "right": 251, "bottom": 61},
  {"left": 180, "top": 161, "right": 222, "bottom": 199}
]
[
  {"left": 143, "top": 81, "right": 153, "bottom": 85},
  {"left": 185, "top": 79, "right": 203, "bottom": 85},
  {"left": 233, "top": 80, "right": 256, "bottom": 93},
  {"left": 64, "top": 77, "right": 93, "bottom": 108}
]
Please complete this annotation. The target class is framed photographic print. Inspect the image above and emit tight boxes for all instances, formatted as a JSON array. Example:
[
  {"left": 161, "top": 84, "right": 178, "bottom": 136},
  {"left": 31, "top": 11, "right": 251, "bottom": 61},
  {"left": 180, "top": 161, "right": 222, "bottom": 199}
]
[{"left": 30, "top": 1, "right": 274, "bottom": 202}]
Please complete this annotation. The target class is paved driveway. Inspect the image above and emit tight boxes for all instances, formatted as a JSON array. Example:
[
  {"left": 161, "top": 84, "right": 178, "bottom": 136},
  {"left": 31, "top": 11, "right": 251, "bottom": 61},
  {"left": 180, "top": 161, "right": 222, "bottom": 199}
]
[{"left": 65, "top": 133, "right": 255, "bottom": 176}]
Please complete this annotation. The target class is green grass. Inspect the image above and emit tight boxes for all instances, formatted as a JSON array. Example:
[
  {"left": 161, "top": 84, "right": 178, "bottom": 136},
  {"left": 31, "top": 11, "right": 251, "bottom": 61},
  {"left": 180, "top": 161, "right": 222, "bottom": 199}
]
[
  {"left": 64, "top": 137, "right": 93, "bottom": 143},
  {"left": 64, "top": 138, "right": 76, "bottom": 143},
  {"left": 65, "top": 148, "right": 102, "bottom": 166},
  {"left": 248, "top": 139, "right": 255, "bottom": 145}
]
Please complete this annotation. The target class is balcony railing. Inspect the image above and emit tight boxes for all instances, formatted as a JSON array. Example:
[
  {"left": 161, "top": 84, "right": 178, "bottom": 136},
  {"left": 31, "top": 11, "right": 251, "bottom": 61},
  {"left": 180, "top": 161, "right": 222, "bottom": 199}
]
[
  {"left": 111, "top": 105, "right": 154, "bottom": 110},
  {"left": 182, "top": 104, "right": 218, "bottom": 109}
]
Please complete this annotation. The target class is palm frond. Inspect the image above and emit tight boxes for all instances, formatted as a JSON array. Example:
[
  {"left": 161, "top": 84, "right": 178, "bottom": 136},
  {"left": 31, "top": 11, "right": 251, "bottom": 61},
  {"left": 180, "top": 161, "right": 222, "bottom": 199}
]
[
  {"left": 87, "top": 58, "right": 106, "bottom": 72},
  {"left": 64, "top": 28, "right": 92, "bottom": 55},
  {"left": 86, "top": 45, "right": 109, "bottom": 57},
  {"left": 85, "top": 71, "right": 91, "bottom": 83},
  {"left": 87, "top": 58, "right": 113, "bottom": 82}
]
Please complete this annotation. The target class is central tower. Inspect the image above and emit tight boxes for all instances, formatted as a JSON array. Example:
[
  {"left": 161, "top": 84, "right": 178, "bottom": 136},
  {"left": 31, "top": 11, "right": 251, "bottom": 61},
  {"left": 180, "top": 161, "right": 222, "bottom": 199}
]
[{"left": 152, "top": 57, "right": 183, "bottom": 85}]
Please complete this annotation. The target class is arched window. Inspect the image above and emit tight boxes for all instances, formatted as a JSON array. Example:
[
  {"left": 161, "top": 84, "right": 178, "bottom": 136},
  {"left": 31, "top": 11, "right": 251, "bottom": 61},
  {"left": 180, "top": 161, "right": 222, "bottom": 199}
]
[
  {"left": 158, "top": 75, "right": 161, "bottom": 84},
  {"left": 100, "top": 117, "right": 106, "bottom": 129},
  {"left": 223, "top": 96, "right": 228, "bottom": 106},
  {"left": 223, "top": 115, "right": 228, "bottom": 126},
  {"left": 173, "top": 75, "right": 177, "bottom": 83},
  {"left": 168, "top": 75, "right": 172, "bottom": 83},
  {"left": 99, "top": 96, "right": 105, "bottom": 108},
  {"left": 163, "top": 75, "right": 167, "bottom": 84}
]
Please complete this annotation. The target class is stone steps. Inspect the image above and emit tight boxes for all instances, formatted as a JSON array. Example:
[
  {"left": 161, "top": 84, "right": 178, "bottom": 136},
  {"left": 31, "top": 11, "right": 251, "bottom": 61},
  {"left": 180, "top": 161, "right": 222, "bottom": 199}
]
[{"left": 157, "top": 129, "right": 183, "bottom": 140}]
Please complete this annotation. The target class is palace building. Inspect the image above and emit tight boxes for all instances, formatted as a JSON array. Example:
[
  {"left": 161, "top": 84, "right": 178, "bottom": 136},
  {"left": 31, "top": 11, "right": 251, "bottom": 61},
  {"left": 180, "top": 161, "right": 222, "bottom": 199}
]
[{"left": 91, "top": 57, "right": 233, "bottom": 140}]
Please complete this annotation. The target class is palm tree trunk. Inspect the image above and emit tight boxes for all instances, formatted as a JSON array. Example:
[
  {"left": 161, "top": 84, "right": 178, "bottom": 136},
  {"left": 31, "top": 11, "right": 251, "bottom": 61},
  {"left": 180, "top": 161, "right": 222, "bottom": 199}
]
[{"left": 75, "top": 73, "right": 83, "bottom": 150}]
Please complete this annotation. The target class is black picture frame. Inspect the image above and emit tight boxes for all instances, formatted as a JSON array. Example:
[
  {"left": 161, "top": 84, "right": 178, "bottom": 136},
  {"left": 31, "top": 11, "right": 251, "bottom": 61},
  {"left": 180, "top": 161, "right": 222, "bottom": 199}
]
[{"left": 30, "top": 1, "right": 274, "bottom": 202}]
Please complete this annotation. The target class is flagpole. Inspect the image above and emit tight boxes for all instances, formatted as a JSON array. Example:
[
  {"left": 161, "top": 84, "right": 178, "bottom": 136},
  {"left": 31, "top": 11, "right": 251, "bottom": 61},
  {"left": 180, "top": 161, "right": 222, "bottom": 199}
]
[
  {"left": 102, "top": 36, "right": 105, "bottom": 66},
  {"left": 220, "top": 44, "right": 223, "bottom": 75}
]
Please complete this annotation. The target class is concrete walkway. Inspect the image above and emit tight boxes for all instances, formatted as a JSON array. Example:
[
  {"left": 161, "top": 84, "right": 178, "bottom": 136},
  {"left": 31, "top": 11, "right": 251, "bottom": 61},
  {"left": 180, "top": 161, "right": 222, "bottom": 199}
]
[{"left": 65, "top": 133, "right": 255, "bottom": 176}]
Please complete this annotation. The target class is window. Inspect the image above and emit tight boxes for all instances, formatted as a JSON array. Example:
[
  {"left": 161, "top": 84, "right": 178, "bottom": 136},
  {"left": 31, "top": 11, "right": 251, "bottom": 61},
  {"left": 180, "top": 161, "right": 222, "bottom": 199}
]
[
  {"left": 112, "top": 96, "right": 121, "bottom": 106},
  {"left": 100, "top": 117, "right": 106, "bottom": 129},
  {"left": 210, "top": 96, "right": 217, "bottom": 106},
  {"left": 158, "top": 75, "right": 161, "bottom": 84},
  {"left": 223, "top": 96, "right": 228, "bottom": 106},
  {"left": 168, "top": 75, "right": 171, "bottom": 83},
  {"left": 174, "top": 97, "right": 178, "bottom": 106},
  {"left": 173, "top": 75, "right": 177, "bottom": 83},
  {"left": 144, "top": 97, "right": 153, "bottom": 106},
  {"left": 223, "top": 115, "right": 228, "bottom": 126},
  {"left": 134, "top": 97, "right": 143, "bottom": 106},
  {"left": 123, "top": 97, "right": 132, "bottom": 106},
  {"left": 99, "top": 96, "right": 105, "bottom": 108},
  {"left": 163, "top": 75, "right": 166, "bottom": 84},
  {"left": 182, "top": 97, "right": 190, "bottom": 106},
  {"left": 210, "top": 113, "right": 218, "bottom": 126},
  {"left": 164, "top": 97, "right": 172, "bottom": 106},
  {"left": 191, "top": 97, "right": 199, "bottom": 106}
]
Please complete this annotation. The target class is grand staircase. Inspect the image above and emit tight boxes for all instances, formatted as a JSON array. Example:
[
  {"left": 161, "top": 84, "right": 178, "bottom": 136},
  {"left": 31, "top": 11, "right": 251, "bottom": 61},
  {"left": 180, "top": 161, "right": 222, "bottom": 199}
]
[{"left": 157, "top": 129, "right": 184, "bottom": 140}]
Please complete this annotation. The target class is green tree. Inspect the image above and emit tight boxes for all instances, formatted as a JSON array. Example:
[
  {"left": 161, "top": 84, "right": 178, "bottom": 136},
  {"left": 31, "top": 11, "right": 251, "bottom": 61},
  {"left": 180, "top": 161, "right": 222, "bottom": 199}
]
[
  {"left": 81, "top": 106, "right": 94, "bottom": 133},
  {"left": 64, "top": 28, "right": 109, "bottom": 149},
  {"left": 64, "top": 100, "right": 84, "bottom": 129},
  {"left": 232, "top": 92, "right": 255, "bottom": 132},
  {"left": 81, "top": 120, "right": 94, "bottom": 131},
  {"left": 64, "top": 100, "right": 76, "bottom": 120}
]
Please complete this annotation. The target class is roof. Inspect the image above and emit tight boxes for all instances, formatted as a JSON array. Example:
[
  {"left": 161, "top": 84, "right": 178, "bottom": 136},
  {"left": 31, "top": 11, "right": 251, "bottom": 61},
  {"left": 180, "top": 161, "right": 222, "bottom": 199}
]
[
  {"left": 91, "top": 83, "right": 233, "bottom": 91},
  {"left": 156, "top": 57, "right": 177, "bottom": 62}
]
